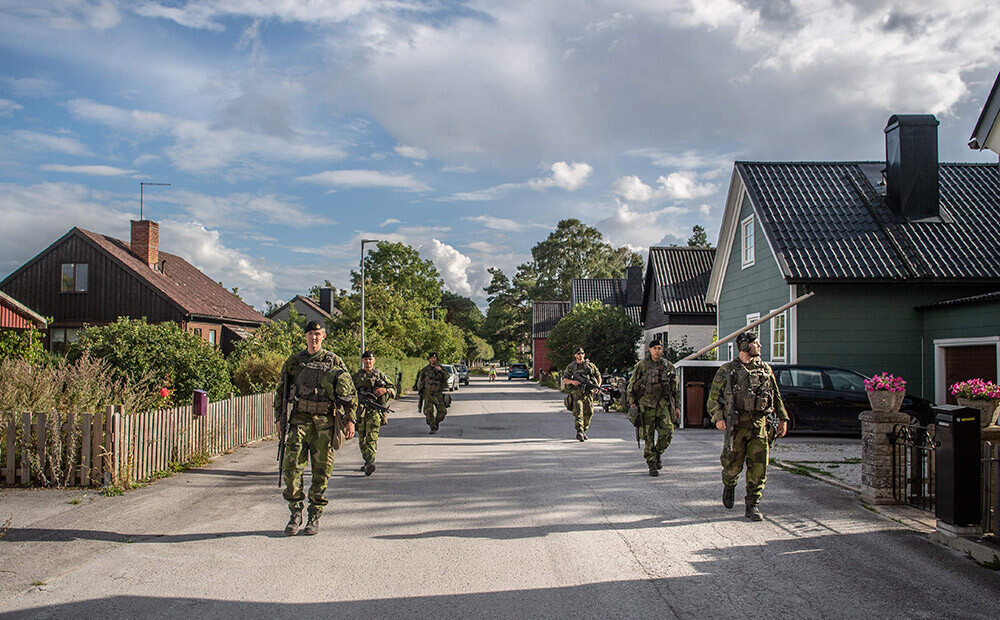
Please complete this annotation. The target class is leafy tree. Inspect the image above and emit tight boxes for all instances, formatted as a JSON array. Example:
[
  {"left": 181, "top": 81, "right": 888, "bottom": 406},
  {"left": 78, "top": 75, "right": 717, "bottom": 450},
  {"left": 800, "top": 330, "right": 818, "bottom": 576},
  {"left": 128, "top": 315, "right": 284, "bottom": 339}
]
[
  {"left": 440, "top": 291, "right": 484, "bottom": 334},
  {"left": 0, "top": 327, "right": 46, "bottom": 364},
  {"left": 69, "top": 317, "right": 233, "bottom": 405},
  {"left": 230, "top": 313, "right": 305, "bottom": 361},
  {"left": 464, "top": 333, "right": 494, "bottom": 365},
  {"left": 545, "top": 300, "right": 641, "bottom": 374},
  {"left": 350, "top": 241, "right": 443, "bottom": 308},
  {"left": 687, "top": 225, "right": 710, "bottom": 248},
  {"left": 481, "top": 267, "right": 531, "bottom": 357},
  {"left": 527, "top": 219, "right": 641, "bottom": 300}
]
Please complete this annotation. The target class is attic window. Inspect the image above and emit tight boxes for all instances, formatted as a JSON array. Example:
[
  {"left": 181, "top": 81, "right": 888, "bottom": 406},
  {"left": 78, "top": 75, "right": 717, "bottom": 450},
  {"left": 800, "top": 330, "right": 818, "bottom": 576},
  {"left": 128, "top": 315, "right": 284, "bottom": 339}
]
[
  {"left": 741, "top": 215, "right": 755, "bottom": 269},
  {"left": 60, "top": 263, "right": 88, "bottom": 292}
]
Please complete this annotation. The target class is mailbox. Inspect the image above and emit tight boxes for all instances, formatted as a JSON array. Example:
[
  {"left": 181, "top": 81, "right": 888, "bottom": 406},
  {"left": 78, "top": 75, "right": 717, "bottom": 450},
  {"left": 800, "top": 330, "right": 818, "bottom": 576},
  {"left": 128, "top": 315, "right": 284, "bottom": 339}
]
[
  {"left": 193, "top": 389, "right": 208, "bottom": 416},
  {"left": 934, "top": 404, "right": 981, "bottom": 527}
]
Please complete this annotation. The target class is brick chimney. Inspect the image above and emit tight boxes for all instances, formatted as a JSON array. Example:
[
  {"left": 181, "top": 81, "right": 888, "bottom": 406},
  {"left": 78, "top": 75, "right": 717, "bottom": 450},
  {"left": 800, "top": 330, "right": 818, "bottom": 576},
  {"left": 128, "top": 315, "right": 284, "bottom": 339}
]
[{"left": 130, "top": 220, "right": 159, "bottom": 269}]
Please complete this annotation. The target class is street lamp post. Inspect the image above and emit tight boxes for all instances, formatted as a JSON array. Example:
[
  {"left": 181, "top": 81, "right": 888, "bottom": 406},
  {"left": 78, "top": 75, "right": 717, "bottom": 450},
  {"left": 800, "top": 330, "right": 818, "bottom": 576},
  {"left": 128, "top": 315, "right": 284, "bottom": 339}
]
[
  {"left": 360, "top": 238, "right": 380, "bottom": 359},
  {"left": 430, "top": 305, "right": 442, "bottom": 321}
]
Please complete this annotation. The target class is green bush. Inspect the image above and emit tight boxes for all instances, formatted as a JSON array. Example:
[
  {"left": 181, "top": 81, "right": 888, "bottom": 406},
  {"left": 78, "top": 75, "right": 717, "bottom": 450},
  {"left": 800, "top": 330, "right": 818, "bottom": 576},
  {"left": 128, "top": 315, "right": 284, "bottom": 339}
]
[
  {"left": 69, "top": 317, "right": 232, "bottom": 405},
  {"left": 231, "top": 351, "right": 285, "bottom": 395},
  {"left": 0, "top": 327, "right": 46, "bottom": 364}
]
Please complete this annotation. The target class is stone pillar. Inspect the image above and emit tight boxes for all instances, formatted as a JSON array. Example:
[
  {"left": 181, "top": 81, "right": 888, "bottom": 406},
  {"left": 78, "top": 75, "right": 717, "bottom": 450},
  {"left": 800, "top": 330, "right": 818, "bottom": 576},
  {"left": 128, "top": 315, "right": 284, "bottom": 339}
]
[{"left": 860, "top": 410, "right": 911, "bottom": 505}]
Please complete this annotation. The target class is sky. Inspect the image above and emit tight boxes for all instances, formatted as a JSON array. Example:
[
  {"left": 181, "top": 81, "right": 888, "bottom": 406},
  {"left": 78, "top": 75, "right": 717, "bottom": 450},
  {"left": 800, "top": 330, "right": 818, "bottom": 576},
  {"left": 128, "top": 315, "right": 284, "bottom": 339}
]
[{"left": 0, "top": 0, "right": 997, "bottom": 312}]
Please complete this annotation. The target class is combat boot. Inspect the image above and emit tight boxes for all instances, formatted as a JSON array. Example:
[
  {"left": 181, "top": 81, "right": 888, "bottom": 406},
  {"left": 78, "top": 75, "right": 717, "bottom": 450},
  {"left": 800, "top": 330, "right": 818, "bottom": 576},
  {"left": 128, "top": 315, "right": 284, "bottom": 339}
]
[
  {"left": 745, "top": 504, "right": 763, "bottom": 522},
  {"left": 284, "top": 511, "right": 302, "bottom": 536},
  {"left": 359, "top": 462, "right": 367, "bottom": 471},
  {"left": 582, "top": 431, "right": 589, "bottom": 441},
  {"left": 655, "top": 455, "right": 663, "bottom": 470},
  {"left": 648, "top": 463, "right": 659, "bottom": 477},
  {"left": 723, "top": 485, "right": 735, "bottom": 509},
  {"left": 364, "top": 460, "right": 376, "bottom": 476},
  {"left": 576, "top": 431, "right": 584, "bottom": 442},
  {"left": 303, "top": 514, "right": 320, "bottom": 535}
]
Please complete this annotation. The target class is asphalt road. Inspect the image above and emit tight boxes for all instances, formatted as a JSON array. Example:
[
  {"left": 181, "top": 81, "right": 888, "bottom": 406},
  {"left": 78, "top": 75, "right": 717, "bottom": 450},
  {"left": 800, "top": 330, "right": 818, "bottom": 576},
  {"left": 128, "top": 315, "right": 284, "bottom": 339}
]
[{"left": 2, "top": 376, "right": 998, "bottom": 619}]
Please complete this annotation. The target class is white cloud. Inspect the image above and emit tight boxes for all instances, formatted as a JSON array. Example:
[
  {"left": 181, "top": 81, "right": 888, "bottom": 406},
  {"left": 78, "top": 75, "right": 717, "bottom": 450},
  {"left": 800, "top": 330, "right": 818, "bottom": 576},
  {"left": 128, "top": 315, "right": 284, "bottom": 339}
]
[
  {"left": 395, "top": 144, "right": 429, "bottom": 160},
  {"left": 1, "top": 77, "right": 59, "bottom": 97},
  {"left": 40, "top": 164, "right": 137, "bottom": 176},
  {"left": 5, "top": 130, "right": 92, "bottom": 156},
  {"left": 133, "top": 0, "right": 418, "bottom": 31},
  {"left": 0, "top": 99, "right": 23, "bottom": 117},
  {"left": 528, "top": 161, "right": 592, "bottom": 191},
  {"left": 464, "top": 241, "right": 506, "bottom": 254},
  {"left": 442, "top": 164, "right": 477, "bottom": 173},
  {"left": 296, "top": 169, "right": 431, "bottom": 192},
  {"left": 380, "top": 218, "right": 400, "bottom": 227},
  {"left": 153, "top": 190, "right": 333, "bottom": 229},
  {"left": 427, "top": 239, "right": 472, "bottom": 295},
  {"left": 462, "top": 215, "right": 527, "bottom": 232},
  {"left": 658, "top": 171, "right": 717, "bottom": 200},
  {"left": 611, "top": 175, "right": 652, "bottom": 202},
  {"left": 597, "top": 201, "right": 689, "bottom": 250},
  {"left": 4, "top": 0, "right": 122, "bottom": 30}
]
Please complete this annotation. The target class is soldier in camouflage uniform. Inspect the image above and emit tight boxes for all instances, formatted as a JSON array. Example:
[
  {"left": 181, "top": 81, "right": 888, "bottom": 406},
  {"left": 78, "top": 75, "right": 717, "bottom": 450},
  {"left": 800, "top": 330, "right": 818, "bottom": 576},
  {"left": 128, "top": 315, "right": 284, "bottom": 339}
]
[
  {"left": 707, "top": 331, "right": 788, "bottom": 521},
  {"left": 274, "top": 321, "right": 356, "bottom": 536},
  {"left": 627, "top": 339, "right": 680, "bottom": 476},
  {"left": 562, "top": 347, "right": 602, "bottom": 442},
  {"left": 352, "top": 350, "right": 396, "bottom": 475},
  {"left": 414, "top": 352, "right": 449, "bottom": 434}
]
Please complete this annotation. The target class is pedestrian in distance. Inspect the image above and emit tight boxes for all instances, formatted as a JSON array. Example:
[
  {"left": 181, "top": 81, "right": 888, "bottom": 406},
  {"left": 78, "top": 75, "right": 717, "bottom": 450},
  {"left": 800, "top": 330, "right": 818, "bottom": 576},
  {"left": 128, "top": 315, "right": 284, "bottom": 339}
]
[
  {"left": 274, "top": 320, "right": 356, "bottom": 536},
  {"left": 414, "top": 352, "right": 450, "bottom": 434},
  {"left": 562, "top": 347, "right": 602, "bottom": 442},
  {"left": 488, "top": 364, "right": 497, "bottom": 382},
  {"left": 352, "top": 350, "right": 396, "bottom": 476},
  {"left": 707, "top": 331, "right": 788, "bottom": 522},
  {"left": 627, "top": 339, "right": 680, "bottom": 477}
]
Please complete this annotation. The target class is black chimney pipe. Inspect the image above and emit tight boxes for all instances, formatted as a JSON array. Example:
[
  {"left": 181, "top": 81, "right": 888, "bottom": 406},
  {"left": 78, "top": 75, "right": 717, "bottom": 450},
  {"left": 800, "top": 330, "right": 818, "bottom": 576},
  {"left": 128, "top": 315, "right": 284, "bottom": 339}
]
[
  {"left": 319, "top": 288, "right": 334, "bottom": 314},
  {"left": 884, "top": 114, "right": 940, "bottom": 221}
]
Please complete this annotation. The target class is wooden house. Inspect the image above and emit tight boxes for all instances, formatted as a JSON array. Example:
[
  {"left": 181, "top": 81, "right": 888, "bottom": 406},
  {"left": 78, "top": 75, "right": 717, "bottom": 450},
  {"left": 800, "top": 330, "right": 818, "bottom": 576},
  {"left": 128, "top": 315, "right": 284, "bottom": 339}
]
[{"left": 0, "top": 220, "right": 267, "bottom": 354}]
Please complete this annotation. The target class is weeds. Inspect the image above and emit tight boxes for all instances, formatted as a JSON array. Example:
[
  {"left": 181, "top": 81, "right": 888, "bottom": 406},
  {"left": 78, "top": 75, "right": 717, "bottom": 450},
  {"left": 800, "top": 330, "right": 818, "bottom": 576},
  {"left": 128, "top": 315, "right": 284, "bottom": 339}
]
[
  {"left": 979, "top": 555, "right": 1000, "bottom": 571},
  {"left": 0, "top": 494, "right": 11, "bottom": 540},
  {"left": 31, "top": 581, "right": 45, "bottom": 587}
]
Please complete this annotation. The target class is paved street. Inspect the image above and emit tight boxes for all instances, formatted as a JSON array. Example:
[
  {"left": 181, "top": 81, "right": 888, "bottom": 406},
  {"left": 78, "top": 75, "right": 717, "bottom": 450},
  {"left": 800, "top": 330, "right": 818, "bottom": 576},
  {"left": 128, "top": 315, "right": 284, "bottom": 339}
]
[{"left": 1, "top": 376, "right": 998, "bottom": 619}]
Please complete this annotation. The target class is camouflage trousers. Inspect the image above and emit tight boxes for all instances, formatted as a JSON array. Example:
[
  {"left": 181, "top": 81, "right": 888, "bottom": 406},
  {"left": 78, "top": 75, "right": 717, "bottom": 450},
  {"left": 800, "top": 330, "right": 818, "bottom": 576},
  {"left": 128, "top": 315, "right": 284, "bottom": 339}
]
[
  {"left": 282, "top": 415, "right": 336, "bottom": 517},
  {"left": 721, "top": 415, "right": 770, "bottom": 507},
  {"left": 356, "top": 407, "right": 384, "bottom": 463},
  {"left": 423, "top": 392, "right": 448, "bottom": 428},
  {"left": 641, "top": 405, "right": 674, "bottom": 465},
  {"left": 571, "top": 394, "right": 595, "bottom": 433}
]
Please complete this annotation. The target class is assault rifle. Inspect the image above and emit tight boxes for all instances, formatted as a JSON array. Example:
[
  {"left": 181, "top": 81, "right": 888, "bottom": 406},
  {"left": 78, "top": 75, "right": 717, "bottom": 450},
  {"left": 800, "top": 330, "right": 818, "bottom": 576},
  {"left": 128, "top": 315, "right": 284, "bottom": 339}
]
[
  {"left": 277, "top": 373, "right": 290, "bottom": 487},
  {"left": 570, "top": 371, "right": 600, "bottom": 393},
  {"left": 358, "top": 389, "right": 393, "bottom": 415},
  {"left": 722, "top": 370, "right": 738, "bottom": 456},
  {"left": 629, "top": 405, "right": 643, "bottom": 448}
]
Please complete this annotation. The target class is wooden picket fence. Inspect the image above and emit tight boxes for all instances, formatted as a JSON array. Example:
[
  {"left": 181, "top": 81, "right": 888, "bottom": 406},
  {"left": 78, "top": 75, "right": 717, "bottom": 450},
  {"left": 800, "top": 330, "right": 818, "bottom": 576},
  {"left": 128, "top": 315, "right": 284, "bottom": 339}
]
[{"left": 1, "top": 392, "right": 275, "bottom": 487}]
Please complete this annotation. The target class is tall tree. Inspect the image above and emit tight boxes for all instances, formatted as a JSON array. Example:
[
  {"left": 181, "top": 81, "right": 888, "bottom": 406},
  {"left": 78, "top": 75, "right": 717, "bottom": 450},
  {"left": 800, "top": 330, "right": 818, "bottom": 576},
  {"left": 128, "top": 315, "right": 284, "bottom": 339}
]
[
  {"left": 687, "top": 225, "right": 710, "bottom": 248},
  {"left": 481, "top": 266, "right": 531, "bottom": 358},
  {"left": 545, "top": 301, "right": 641, "bottom": 374},
  {"left": 350, "top": 241, "right": 443, "bottom": 308},
  {"left": 527, "top": 219, "right": 641, "bottom": 300},
  {"left": 440, "top": 290, "right": 484, "bottom": 334}
]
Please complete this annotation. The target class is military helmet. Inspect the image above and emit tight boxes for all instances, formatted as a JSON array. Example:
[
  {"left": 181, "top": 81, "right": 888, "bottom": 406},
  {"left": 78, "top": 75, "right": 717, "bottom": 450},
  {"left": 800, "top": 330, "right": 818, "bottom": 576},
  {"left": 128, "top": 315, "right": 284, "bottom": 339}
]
[{"left": 736, "top": 331, "right": 758, "bottom": 352}]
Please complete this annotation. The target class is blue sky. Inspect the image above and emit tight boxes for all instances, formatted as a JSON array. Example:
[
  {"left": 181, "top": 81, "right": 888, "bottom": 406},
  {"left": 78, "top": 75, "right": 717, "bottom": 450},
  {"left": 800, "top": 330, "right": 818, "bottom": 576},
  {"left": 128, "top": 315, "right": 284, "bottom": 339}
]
[{"left": 1, "top": 0, "right": 997, "bottom": 311}]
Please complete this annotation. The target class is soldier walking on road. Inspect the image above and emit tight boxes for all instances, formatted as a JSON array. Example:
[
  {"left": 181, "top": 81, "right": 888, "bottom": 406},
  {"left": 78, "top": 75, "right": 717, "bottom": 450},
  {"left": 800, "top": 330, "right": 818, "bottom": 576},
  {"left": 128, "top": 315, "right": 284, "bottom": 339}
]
[
  {"left": 707, "top": 331, "right": 788, "bottom": 522},
  {"left": 562, "top": 347, "right": 602, "bottom": 442},
  {"left": 627, "top": 339, "right": 680, "bottom": 477},
  {"left": 415, "top": 352, "right": 449, "bottom": 434},
  {"left": 274, "top": 320, "right": 357, "bottom": 536},
  {"left": 352, "top": 351, "right": 396, "bottom": 476}
]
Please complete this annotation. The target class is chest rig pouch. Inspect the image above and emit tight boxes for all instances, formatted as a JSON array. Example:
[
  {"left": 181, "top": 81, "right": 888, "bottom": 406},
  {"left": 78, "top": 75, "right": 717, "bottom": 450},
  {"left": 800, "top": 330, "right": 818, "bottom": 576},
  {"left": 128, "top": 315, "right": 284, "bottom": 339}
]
[
  {"left": 294, "top": 354, "right": 335, "bottom": 412},
  {"left": 733, "top": 363, "right": 774, "bottom": 414},
  {"left": 423, "top": 367, "right": 444, "bottom": 392},
  {"left": 644, "top": 360, "right": 674, "bottom": 400}
]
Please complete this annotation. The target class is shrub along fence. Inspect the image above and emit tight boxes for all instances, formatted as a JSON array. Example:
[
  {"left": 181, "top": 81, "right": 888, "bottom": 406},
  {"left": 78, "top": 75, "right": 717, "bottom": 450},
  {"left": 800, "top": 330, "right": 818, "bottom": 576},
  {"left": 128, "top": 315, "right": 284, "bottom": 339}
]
[{"left": 1, "top": 392, "right": 275, "bottom": 488}]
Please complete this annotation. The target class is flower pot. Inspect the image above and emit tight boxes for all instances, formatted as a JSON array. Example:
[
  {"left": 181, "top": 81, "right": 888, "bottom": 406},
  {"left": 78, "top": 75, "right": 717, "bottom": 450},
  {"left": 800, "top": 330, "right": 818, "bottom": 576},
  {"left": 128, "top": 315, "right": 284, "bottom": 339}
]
[
  {"left": 956, "top": 397, "right": 1000, "bottom": 427},
  {"left": 867, "top": 390, "right": 904, "bottom": 413}
]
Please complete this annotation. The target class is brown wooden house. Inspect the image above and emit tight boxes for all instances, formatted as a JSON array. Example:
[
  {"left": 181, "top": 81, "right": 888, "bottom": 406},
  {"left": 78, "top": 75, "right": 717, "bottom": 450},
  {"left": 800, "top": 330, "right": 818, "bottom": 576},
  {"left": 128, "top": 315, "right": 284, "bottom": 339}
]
[{"left": 0, "top": 220, "right": 267, "bottom": 354}]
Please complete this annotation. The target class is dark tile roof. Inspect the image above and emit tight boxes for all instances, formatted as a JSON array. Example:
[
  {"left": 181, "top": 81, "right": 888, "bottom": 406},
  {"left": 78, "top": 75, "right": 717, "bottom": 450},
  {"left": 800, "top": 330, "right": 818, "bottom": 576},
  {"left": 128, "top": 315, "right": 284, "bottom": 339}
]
[
  {"left": 268, "top": 294, "right": 341, "bottom": 320},
  {"left": 647, "top": 247, "right": 716, "bottom": 314},
  {"left": 532, "top": 301, "right": 570, "bottom": 338},
  {"left": 916, "top": 290, "right": 1000, "bottom": 310},
  {"left": 738, "top": 162, "right": 1000, "bottom": 282},
  {"left": 571, "top": 278, "right": 642, "bottom": 325},
  {"left": 77, "top": 228, "right": 267, "bottom": 325}
]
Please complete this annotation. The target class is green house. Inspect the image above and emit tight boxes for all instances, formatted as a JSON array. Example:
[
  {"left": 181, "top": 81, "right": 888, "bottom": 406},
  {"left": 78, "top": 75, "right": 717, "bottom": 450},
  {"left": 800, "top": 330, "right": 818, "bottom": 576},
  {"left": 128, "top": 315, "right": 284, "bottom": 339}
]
[{"left": 706, "top": 115, "right": 1000, "bottom": 404}]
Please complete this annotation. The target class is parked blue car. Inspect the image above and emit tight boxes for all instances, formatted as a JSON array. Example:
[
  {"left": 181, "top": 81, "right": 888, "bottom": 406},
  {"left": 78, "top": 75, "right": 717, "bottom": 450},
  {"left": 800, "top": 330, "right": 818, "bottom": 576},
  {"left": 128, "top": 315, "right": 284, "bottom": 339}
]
[{"left": 507, "top": 363, "right": 530, "bottom": 380}]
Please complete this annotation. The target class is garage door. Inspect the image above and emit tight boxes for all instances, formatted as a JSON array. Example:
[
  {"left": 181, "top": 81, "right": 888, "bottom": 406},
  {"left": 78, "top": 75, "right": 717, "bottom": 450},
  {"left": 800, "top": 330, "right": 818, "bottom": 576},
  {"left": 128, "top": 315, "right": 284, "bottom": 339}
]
[{"left": 944, "top": 345, "right": 997, "bottom": 404}]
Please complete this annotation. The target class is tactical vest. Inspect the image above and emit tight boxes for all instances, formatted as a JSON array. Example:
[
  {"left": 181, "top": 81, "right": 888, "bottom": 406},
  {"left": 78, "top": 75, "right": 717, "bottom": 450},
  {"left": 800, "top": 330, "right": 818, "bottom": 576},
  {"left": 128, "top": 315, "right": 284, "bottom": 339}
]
[
  {"left": 643, "top": 359, "right": 675, "bottom": 400},
  {"left": 423, "top": 366, "right": 445, "bottom": 392},
  {"left": 355, "top": 370, "right": 389, "bottom": 403},
  {"left": 294, "top": 352, "right": 338, "bottom": 413},
  {"left": 732, "top": 362, "right": 774, "bottom": 414}
]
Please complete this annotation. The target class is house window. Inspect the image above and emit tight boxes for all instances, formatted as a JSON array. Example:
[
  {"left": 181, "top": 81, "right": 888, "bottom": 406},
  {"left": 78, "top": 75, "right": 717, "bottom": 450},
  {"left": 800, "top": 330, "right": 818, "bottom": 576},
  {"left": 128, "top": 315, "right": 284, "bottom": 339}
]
[
  {"left": 727, "top": 343, "right": 734, "bottom": 360},
  {"left": 60, "top": 263, "right": 88, "bottom": 292},
  {"left": 745, "top": 313, "right": 760, "bottom": 335},
  {"left": 741, "top": 215, "right": 755, "bottom": 268},
  {"left": 193, "top": 328, "right": 202, "bottom": 338},
  {"left": 49, "top": 327, "right": 80, "bottom": 353},
  {"left": 771, "top": 311, "right": 786, "bottom": 361},
  {"left": 208, "top": 330, "right": 216, "bottom": 345}
]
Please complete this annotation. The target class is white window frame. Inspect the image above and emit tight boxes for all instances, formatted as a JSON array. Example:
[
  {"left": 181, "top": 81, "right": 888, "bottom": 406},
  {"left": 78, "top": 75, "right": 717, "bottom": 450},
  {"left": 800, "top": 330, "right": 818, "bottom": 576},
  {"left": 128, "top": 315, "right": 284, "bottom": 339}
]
[
  {"left": 745, "top": 313, "right": 760, "bottom": 333},
  {"left": 740, "top": 215, "right": 755, "bottom": 269},
  {"left": 727, "top": 343, "right": 734, "bottom": 360},
  {"left": 770, "top": 311, "right": 787, "bottom": 362}
]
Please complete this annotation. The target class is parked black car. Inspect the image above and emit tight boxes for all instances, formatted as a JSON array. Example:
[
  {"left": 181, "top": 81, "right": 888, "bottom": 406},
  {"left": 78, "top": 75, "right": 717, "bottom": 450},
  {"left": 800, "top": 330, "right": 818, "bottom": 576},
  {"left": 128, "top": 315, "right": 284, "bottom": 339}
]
[
  {"left": 770, "top": 364, "right": 934, "bottom": 432},
  {"left": 455, "top": 364, "right": 470, "bottom": 386}
]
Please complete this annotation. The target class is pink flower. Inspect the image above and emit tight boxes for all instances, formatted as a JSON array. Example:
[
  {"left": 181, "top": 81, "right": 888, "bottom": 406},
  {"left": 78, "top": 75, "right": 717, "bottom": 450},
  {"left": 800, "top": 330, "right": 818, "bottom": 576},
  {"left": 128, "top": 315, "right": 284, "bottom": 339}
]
[{"left": 865, "top": 372, "right": 906, "bottom": 393}]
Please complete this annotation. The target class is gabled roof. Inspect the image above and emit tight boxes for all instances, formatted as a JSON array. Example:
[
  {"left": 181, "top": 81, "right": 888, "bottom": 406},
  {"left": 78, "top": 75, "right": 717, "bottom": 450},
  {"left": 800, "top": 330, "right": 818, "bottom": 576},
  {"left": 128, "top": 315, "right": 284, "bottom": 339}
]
[
  {"left": 267, "top": 294, "right": 341, "bottom": 320},
  {"left": 0, "top": 290, "right": 47, "bottom": 328},
  {"left": 641, "top": 247, "right": 716, "bottom": 322},
  {"left": 532, "top": 301, "right": 571, "bottom": 338},
  {"left": 572, "top": 278, "right": 626, "bottom": 306},
  {"left": 67, "top": 228, "right": 266, "bottom": 324},
  {"left": 970, "top": 70, "right": 1000, "bottom": 152},
  {"left": 708, "top": 162, "right": 1000, "bottom": 301}
]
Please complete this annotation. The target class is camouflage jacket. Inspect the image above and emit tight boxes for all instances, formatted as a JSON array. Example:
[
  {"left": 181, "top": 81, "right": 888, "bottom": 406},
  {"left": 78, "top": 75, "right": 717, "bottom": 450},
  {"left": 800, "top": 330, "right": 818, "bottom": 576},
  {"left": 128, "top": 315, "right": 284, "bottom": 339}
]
[
  {"left": 627, "top": 356, "right": 680, "bottom": 409},
  {"left": 706, "top": 358, "right": 788, "bottom": 424},
  {"left": 415, "top": 364, "right": 448, "bottom": 395},
  {"left": 352, "top": 368, "right": 396, "bottom": 407},
  {"left": 274, "top": 349, "right": 357, "bottom": 424},
  {"left": 561, "top": 360, "right": 601, "bottom": 397}
]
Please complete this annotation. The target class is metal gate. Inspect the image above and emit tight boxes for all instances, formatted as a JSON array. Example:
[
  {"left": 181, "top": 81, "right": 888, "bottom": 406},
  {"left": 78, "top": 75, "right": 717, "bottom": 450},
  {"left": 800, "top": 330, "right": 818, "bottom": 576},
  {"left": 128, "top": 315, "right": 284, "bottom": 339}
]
[
  {"left": 889, "top": 424, "right": 937, "bottom": 511},
  {"left": 984, "top": 441, "right": 1000, "bottom": 538}
]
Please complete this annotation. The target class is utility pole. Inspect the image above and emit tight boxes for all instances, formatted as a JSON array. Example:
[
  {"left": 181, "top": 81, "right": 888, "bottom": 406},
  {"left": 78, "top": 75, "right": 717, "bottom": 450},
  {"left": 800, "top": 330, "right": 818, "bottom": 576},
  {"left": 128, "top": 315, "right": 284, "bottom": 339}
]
[{"left": 360, "top": 238, "right": 380, "bottom": 359}]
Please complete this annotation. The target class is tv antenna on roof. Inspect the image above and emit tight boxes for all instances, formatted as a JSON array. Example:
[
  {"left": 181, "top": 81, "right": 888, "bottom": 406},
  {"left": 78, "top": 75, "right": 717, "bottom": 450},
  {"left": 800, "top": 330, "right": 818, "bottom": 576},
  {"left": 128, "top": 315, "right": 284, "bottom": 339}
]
[{"left": 140, "top": 182, "right": 170, "bottom": 220}]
